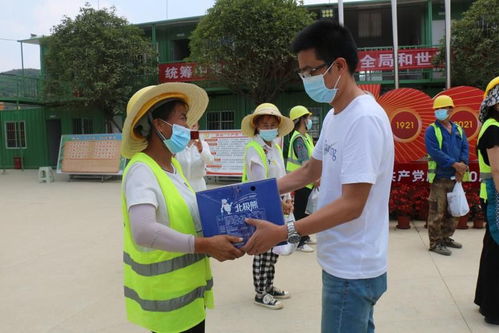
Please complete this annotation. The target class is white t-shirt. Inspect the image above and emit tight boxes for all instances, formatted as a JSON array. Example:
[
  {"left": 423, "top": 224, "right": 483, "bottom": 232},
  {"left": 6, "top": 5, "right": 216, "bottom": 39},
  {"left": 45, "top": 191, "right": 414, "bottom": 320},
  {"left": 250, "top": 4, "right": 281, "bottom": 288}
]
[
  {"left": 312, "top": 94, "right": 394, "bottom": 279},
  {"left": 175, "top": 140, "right": 214, "bottom": 192},
  {"left": 245, "top": 136, "right": 287, "bottom": 181},
  {"left": 124, "top": 162, "right": 203, "bottom": 252}
]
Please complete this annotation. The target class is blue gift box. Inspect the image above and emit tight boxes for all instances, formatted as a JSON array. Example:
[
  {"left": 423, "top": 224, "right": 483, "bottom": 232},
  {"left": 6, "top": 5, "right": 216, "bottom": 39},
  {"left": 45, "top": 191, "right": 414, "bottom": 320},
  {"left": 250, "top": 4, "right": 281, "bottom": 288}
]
[{"left": 196, "top": 178, "right": 285, "bottom": 247}]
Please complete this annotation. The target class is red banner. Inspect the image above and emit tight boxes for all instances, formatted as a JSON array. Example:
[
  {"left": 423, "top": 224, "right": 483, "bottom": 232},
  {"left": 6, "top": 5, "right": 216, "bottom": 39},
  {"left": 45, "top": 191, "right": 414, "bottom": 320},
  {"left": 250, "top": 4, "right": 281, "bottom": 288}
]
[
  {"left": 158, "top": 48, "right": 441, "bottom": 82},
  {"left": 393, "top": 162, "right": 480, "bottom": 186},
  {"left": 159, "top": 62, "right": 207, "bottom": 83},
  {"left": 357, "top": 48, "right": 439, "bottom": 71}
]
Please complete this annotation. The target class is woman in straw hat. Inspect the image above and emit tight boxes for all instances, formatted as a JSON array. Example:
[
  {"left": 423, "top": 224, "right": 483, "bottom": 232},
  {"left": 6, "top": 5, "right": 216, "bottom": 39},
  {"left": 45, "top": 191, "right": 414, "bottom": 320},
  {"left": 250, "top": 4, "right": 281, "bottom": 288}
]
[
  {"left": 241, "top": 102, "right": 295, "bottom": 310},
  {"left": 474, "top": 76, "right": 499, "bottom": 325},
  {"left": 121, "top": 82, "right": 244, "bottom": 333}
]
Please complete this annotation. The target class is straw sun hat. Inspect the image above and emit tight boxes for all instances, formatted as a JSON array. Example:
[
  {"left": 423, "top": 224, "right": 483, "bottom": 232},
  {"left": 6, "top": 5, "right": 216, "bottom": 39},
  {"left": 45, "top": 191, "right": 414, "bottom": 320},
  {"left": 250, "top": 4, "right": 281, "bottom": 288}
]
[
  {"left": 241, "top": 103, "right": 294, "bottom": 138},
  {"left": 121, "top": 82, "right": 208, "bottom": 159}
]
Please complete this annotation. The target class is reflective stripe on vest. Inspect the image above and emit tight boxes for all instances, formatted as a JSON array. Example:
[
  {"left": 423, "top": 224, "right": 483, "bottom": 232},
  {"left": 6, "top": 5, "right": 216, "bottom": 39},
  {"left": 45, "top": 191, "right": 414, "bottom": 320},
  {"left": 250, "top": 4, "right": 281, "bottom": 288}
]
[
  {"left": 124, "top": 278, "right": 214, "bottom": 312},
  {"left": 477, "top": 118, "right": 499, "bottom": 200},
  {"left": 242, "top": 140, "right": 283, "bottom": 183},
  {"left": 122, "top": 152, "right": 213, "bottom": 332},
  {"left": 427, "top": 123, "right": 469, "bottom": 183},
  {"left": 286, "top": 131, "right": 315, "bottom": 189},
  {"left": 123, "top": 252, "right": 206, "bottom": 276}
]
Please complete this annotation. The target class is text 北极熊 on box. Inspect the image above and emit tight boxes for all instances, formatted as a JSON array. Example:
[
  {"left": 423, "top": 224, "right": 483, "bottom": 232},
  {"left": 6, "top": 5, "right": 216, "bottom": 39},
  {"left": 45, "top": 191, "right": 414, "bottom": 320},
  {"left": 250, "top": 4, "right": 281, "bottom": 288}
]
[{"left": 196, "top": 178, "right": 285, "bottom": 247}]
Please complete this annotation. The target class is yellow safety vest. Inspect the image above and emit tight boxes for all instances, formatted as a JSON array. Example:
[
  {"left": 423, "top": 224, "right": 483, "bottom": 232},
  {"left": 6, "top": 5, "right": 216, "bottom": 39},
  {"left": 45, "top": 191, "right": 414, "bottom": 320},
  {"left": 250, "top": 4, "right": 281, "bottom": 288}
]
[
  {"left": 286, "top": 131, "right": 315, "bottom": 189},
  {"left": 242, "top": 140, "right": 283, "bottom": 183},
  {"left": 427, "top": 123, "right": 470, "bottom": 183},
  {"left": 477, "top": 118, "right": 499, "bottom": 200},
  {"left": 122, "top": 152, "right": 213, "bottom": 333}
]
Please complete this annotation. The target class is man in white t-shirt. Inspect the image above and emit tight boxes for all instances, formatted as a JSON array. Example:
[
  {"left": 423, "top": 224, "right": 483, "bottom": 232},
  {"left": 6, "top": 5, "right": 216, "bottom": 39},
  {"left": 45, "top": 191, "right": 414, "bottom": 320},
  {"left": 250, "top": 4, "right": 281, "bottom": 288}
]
[{"left": 242, "top": 20, "right": 394, "bottom": 333}]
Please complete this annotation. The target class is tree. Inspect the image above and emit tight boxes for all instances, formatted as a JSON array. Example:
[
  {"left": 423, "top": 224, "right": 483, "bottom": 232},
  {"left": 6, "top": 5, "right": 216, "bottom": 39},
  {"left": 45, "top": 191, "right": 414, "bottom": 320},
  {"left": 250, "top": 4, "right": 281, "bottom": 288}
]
[
  {"left": 189, "top": 0, "right": 314, "bottom": 105},
  {"left": 435, "top": 0, "right": 499, "bottom": 88},
  {"left": 42, "top": 5, "right": 157, "bottom": 131}
]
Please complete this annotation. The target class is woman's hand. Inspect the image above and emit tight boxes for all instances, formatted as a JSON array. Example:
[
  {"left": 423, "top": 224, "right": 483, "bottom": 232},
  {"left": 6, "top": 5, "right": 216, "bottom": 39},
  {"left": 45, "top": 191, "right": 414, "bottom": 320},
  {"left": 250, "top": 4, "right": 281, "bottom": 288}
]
[
  {"left": 195, "top": 235, "right": 245, "bottom": 262},
  {"left": 282, "top": 199, "right": 293, "bottom": 215},
  {"left": 194, "top": 140, "right": 203, "bottom": 153}
]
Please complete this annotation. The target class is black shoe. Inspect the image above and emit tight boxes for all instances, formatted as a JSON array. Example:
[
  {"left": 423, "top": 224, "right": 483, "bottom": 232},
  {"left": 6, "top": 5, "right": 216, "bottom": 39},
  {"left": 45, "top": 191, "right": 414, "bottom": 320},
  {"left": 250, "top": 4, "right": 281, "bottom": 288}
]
[
  {"left": 267, "top": 286, "right": 290, "bottom": 299},
  {"left": 443, "top": 237, "right": 462, "bottom": 249},
  {"left": 254, "top": 293, "right": 283, "bottom": 309},
  {"left": 485, "top": 317, "right": 499, "bottom": 325}
]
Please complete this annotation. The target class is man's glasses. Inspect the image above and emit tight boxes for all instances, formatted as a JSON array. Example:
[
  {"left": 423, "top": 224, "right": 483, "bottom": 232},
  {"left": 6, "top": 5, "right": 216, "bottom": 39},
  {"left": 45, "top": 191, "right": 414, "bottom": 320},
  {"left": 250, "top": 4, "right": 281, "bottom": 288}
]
[{"left": 297, "top": 63, "right": 329, "bottom": 79}]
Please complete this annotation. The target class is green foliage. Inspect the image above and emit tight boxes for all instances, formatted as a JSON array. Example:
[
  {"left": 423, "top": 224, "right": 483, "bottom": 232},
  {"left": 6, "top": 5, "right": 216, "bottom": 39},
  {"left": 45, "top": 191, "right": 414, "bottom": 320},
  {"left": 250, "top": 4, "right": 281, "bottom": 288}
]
[
  {"left": 435, "top": 0, "right": 499, "bottom": 88},
  {"left": 42, "top": 5, "right": 157, "bottom": 128},
  {"left": 189, "top": 0, "right": 314, "bottom": 104}
]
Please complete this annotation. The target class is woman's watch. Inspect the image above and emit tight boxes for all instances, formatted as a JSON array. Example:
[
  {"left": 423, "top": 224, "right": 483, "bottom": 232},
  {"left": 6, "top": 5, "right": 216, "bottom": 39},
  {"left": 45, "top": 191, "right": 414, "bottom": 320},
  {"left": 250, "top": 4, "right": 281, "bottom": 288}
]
[{"left": 287, "top": 222, "right": 301, "bottom": 244}]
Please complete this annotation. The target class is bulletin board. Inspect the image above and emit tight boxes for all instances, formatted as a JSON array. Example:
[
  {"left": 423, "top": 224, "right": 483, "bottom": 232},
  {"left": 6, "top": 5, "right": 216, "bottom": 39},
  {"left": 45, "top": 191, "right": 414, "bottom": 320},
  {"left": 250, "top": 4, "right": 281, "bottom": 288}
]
[{"left": 56, "top": 133, "right": 126, "bottom": 175}]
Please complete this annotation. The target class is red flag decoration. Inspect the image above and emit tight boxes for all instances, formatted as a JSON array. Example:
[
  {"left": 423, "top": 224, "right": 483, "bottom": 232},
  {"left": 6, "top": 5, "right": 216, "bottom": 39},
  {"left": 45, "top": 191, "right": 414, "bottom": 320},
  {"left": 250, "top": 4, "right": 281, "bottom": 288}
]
[
  {"left": 378, "top": 88, "right": 434, "bottom": 163},
  {"left": 358, "top": 84, "right": 381, "bottom": 99}
]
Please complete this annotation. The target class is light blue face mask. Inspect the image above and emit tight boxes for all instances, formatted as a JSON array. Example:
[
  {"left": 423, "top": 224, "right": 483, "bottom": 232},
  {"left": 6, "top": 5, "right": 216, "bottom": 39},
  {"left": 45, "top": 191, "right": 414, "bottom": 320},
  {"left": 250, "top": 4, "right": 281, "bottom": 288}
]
[
  {"left": 259, "top": 128, "right": 278, "bottom": 142},
  {"left": 306, "top": 119, "right": 313, "bottom": 130},
  {"left": 157, "top": 119, "right": 191, "bottom": 153},
  {"left": 435, "top": 109, "right": 449, "bottom": 121},
  {"left": 301, "top": 62, "right": 341, "bottom": 104}
]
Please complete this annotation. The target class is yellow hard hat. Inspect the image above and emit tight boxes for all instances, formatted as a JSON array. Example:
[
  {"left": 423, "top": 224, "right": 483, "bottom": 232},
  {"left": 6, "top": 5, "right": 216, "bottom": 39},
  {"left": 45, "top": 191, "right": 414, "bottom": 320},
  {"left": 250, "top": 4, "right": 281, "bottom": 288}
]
[
  {"left": 433, "top": 95, "right": 455, "bottom": 109},
  {"left": 484, "top": 76, "right": 499, "bottom": 98},
  {"left": 289, "top": 105, "right": 312, "bottom": 121}
]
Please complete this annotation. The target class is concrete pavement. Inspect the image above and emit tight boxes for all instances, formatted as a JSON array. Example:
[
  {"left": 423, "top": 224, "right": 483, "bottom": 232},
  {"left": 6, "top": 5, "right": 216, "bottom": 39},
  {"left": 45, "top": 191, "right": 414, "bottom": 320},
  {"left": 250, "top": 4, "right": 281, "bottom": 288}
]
[{"left": 0, "top": 170, "right": 496, "bottom": 333}]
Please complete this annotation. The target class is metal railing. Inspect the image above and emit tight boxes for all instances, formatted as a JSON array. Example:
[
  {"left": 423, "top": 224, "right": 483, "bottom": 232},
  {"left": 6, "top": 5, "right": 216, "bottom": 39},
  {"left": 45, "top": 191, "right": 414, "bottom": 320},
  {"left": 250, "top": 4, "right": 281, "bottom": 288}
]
[
  {"left": 0, "top": 73, "right": 158, "bottom": 105},
  {"left": 0, "top": 74, "right": 41, "bottom": 103}
]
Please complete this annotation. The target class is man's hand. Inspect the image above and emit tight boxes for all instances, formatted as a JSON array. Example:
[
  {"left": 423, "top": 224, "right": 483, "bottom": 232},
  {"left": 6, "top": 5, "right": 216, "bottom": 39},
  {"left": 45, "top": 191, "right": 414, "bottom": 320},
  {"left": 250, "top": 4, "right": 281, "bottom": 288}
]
[
  {"left": 195, "top": 235, "right": 245, "bottom": 262},
  {"left": 282, "top": 199, "right": 293, "bottom": 215},
  {"left": 241, "top": 218, "right": 287, "bottom": 255},
  {"left": 455, "top": 171, "right": 464, "bottom": 182},
  {"left": 452, "top": 162, "right": 467, "bottom": 174},
  {"left": 313, "top": 179, "right": 321, "bottom": 188}
]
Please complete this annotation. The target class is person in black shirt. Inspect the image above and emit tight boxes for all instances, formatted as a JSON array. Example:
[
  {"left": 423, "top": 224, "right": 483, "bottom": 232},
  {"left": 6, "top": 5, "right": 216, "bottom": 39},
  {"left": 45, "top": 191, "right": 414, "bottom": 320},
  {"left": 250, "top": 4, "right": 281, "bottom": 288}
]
[{"left": 474, "top": 76, "right": 499, "bottom": 325}]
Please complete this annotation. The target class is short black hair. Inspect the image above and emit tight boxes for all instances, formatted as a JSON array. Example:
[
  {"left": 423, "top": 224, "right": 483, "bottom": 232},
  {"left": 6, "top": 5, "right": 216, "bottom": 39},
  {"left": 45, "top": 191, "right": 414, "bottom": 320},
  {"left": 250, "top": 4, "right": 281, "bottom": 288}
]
[{"left": 291, "top": 19, "right": 358, "bottom": 75}]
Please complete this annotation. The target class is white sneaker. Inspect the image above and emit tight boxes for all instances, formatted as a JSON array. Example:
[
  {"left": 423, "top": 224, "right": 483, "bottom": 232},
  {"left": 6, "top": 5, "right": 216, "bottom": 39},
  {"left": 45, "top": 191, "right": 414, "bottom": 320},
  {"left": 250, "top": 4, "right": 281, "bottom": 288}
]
[
  {"left": 272, "top": 243, "right": 297, "bottom": 256},
  {"left": 304, "top": 236, "right": 316, "bottom": 245},
  {"left": 297, "top": 244, "right": 314, "bottom": 253}
]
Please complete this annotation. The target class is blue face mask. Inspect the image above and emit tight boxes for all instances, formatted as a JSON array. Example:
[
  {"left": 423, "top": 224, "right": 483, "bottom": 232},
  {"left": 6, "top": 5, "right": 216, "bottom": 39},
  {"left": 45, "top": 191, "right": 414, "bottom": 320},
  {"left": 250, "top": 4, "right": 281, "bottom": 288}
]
[
  {"left": 259, "top": 128, "right": 278, "bottom": 142},
  {"left": 306, "top": 119, "right": 313, "bottom": 130},
  {"left": 157, "top": 120, "right": 191, "bottom": 153},
  {"left": 301, "top": 62, "right": 341, "bottom": 104},
  {"left": 435, "top": 109, "right": 449, "bottom": 121}
]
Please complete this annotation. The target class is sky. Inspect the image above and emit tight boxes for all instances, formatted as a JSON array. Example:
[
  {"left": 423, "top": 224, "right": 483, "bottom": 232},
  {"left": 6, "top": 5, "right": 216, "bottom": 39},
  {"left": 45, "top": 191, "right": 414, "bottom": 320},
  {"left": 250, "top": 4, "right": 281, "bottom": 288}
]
[{"left": 0, "top": 0, "right": 334, "bottom": 73}]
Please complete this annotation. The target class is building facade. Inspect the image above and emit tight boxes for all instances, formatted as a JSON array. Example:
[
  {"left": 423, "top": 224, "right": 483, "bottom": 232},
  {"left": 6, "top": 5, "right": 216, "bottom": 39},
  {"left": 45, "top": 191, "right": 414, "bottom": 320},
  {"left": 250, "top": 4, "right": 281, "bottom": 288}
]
[{"left": 0, "top": 0, "right": 473, "bottom": 168}]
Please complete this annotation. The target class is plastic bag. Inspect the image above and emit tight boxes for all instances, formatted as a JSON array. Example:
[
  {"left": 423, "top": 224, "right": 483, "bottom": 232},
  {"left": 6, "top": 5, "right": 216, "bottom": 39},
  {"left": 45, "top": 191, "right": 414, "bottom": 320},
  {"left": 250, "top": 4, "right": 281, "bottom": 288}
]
[
  {"left": 305, "top": 187, "right": 320, "bottom": 215},
  {"left": 447, "top": 182, "right": 470, "bottom": 217},
  {"left": 272, "top": 213, "right": 298, "bottom": 256}
]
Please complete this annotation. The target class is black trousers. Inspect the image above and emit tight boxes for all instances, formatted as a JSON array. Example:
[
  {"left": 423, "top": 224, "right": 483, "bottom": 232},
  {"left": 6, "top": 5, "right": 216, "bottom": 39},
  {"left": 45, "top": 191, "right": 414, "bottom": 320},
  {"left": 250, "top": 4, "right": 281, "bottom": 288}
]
[
  {"left": 294, "top": 187, "right": 312, "bottom": 247},
  {"left": 474, "top": 199, "right": 499, "bottom": 321},
  {"left": 152, "top": 320, "right": 205, "bottom": 333}
]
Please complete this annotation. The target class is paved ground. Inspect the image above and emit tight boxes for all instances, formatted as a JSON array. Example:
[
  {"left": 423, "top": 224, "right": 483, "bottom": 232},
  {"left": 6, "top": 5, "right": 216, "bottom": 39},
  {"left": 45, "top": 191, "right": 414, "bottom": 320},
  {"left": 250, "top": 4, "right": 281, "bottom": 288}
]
[{"left": 1, "top": 170, "right": 497, "bottom": 333}]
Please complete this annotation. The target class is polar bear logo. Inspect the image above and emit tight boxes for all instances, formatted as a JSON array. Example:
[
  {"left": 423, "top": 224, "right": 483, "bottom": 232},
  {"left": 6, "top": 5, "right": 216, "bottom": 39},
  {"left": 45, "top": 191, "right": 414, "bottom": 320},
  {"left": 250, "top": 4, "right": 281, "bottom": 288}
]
[{"left": 221, "top": 199, "right": 233, "bottom": 215}]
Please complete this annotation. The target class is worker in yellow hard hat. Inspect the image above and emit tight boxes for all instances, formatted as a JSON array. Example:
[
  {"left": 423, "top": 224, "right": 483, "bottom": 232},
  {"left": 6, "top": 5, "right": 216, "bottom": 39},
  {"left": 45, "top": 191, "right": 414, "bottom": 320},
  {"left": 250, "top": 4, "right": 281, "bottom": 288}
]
[
  {"left": 286, "top": 105, "right": 319, "bottom": 252},
  {"left": 424, "top": 94, "right": 469, "bottom": 256},
  {"left": 475, "top": 76, "right": 499, "bottom": 326}
]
